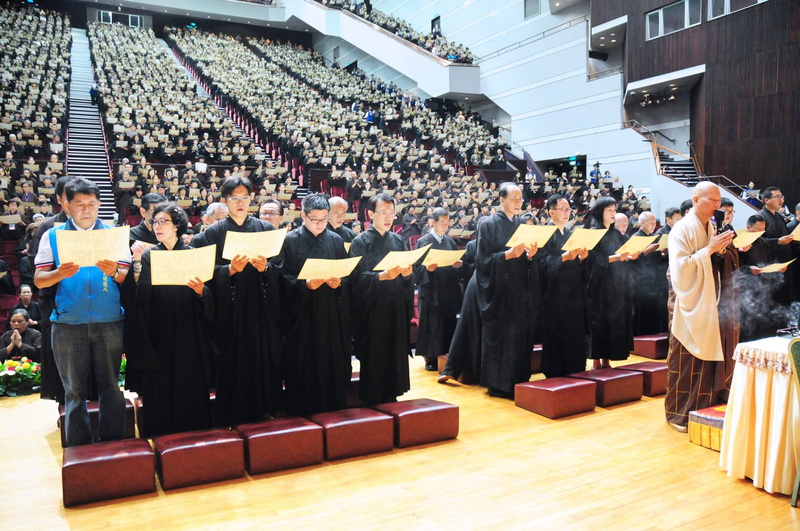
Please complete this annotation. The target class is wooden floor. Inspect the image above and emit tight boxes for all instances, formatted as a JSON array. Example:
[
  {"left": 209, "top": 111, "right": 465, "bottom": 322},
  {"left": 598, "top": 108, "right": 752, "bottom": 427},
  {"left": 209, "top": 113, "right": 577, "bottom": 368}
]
[{"left": 3, "top": 355, "right": 798, "bottom": 530}]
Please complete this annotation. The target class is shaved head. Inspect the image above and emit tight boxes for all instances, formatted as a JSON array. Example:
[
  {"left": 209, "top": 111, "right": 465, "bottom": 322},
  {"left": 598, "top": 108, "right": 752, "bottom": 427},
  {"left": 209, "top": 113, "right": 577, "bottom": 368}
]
[{"left": 691, "top": 182, "right": 721, "bottom": 223}]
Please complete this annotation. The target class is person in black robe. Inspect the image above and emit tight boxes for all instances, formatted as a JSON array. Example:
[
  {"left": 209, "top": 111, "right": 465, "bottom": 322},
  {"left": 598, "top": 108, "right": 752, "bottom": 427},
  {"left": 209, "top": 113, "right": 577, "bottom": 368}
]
[
  {"left": 759, "top": 187, "right": 794, "bottom": 305},
  {"left": 438, "top": 238, "right": 481, "bottom": 383},
  {"left": 585, "top": 196, "right": 638, "bottom": 369},
  {"left": 128, "top": 193, "right": 167, "bottom": 246},
  {"left": 414, "top": 207, "right": 464, "bottom": 371},
  {"left": 29, "top": 176, "right": 73, "bottom": 404},
  {"left": 630, "top": 211, "right": 668, "bottom": 335},
  {"left": 192, "top": 176, "right": 283, "bottom": 425},
  {"left": 475, "top": 183, "right": 539, "bottom": 398},
  {"left": 131, "top": 203, "right": 213, "bottom": 436},
  {"left": 349, "top": 193, "right": 414, "bottom": 405},
  {"left": 538, "top": 195, "right": 589, "bottom": 378},
  {"left": 278, "top": 194, "right": 351, "bottom": 416},
  {"left": 327, "top": 196, "right": 357, "bottom": 243}
]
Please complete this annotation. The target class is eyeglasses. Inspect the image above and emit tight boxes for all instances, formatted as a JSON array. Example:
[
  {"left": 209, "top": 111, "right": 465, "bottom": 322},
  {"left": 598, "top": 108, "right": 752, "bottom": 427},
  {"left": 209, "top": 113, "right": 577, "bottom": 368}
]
[
  {"left": 374, "top": 210, "right": 395, "bottom": 216},
  {"left": 306, "top": 216, "right": 329, "bottom": 223},
  {"left": 152, "top": 218, "right": 173, "bottom": 226},
  {"left": 261, "top": 212, "right": 280, "bottom": 218},
  {"left": 227, "top": 196, "right": 250, "bottom": 203},
  {"left": 768, "top": 195, "right": 784, "bottom": 200}
]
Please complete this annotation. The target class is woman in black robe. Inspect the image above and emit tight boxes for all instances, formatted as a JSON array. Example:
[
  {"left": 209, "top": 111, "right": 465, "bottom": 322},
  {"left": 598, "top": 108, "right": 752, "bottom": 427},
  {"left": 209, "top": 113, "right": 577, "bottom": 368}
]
[
  {"left": 278, "top": 194, "right": 351, "bottom": 416},
  {"left": 131, "top": 203, "right": 212, "bottom": 437},
  {"left": 585, "top": 196, "right": 638, "bottom": 369},
  {"left": 191, "top": 176, "right": 283, "bottom": 425},
  {"left": 475, "top": 183, "right": 539, "bottom": 398}
]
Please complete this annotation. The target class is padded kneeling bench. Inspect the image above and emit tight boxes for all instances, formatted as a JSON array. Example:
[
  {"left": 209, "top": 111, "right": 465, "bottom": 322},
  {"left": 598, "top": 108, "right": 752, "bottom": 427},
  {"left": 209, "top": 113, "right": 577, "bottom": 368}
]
[
  {"left": 308, "top": 407, "right": 394, "bottom": 460},
  {"left": 235, "top": 417, "right": 324, "bottom": 475},
  {"left": 688, "top": 405, "right": 726, "bottom": 451},
  {"left": 153, "top": 428, "right": 245, "bottom": 490},
  {"left": 515, "top": 378, "right": 596, "bottom": 419},
  {"left": 372, "top": 398, "right": 459, "bottom": 447},
  {"left": 62, "top": 438, "right": 155, "bottom": 507},
  {"left": 567, "top": 369, "right": 643, "bottom": 407},
  {"left": 437, "top": 354, "right": 479, "bottom": 384},
  {"left": 617, "top": 361, "right": 668, "bottom": 396},
  {"left": 632, "top": 334, "right": 669, "bottom": 359},
  {"left": 59, "top": 399, "right": 136, "bottom": 447}
]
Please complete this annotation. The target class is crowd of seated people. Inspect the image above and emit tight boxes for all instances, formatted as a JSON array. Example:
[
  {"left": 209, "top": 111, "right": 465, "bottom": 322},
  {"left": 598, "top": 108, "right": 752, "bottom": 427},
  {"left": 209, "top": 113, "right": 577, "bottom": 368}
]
[
  {"left": 318, "top": 0, "right": 475, "bottom": 63},
  {"left": 0, "top": 5, "right": 71, "bottom": 181},
  {"left": 165, "top": 28, "right": 501, "bottom": 197},
  {"left": 88, "top": 23, "right": 254, "bottom": 168}
]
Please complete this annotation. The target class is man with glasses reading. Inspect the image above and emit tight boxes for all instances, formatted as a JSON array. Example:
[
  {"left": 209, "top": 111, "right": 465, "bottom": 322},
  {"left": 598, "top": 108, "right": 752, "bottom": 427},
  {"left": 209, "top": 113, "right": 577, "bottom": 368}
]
[
  {"left": 760, "top": 187, "right": 795, "bottom": 304},
  {"left": 277, "top": 193, "right": 351, "bottom": 415},
  {"left": 34, "top": 178, "right": 131, "bottom": 446},
  {"left": 192, "top": 176, "right": 283, "bottom": 424},
  {"left": 349, "top": 193, "right": 415, "bottom": 405}
]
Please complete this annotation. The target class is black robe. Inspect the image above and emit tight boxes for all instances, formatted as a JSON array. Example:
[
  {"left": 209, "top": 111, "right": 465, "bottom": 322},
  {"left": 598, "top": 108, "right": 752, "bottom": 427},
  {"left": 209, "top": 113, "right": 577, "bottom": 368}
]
[
  {"left": 586, "top": 228, "right": 634, "bottom": 360},
  {"left": 442, "top": 240, "right": 481, "bottom": 379},
  {"left": 133, "top": 240, "right": 213, "bottom": 436},
  {"left": 476, "top": 213, "right": 538, "bottom": 394},
  {"left": 413, "top": 232, "right": 463, "bottom": 360},
  {"left": 631, "top": 229, "right": 669, "bottom": 335},
  {"left": 349, "top": 226, "right": 414, "bottom": 405},
  {"left": 328, "top": 223, "right": 357, "bottom": 243},
  {"left": 760, "top": 207, "right": 793, "bottom": 305},
  {"left": 192, "top": 216, "right": 284, "bottom": 425},
  {"left": 538, "top": 225, "right": 588, "bottom": 378},
  {"left": 738, "top": 236, "right": 784, "bottom": 341},
  {"left": 278, "top": 226, "right": 351, "bottom": 416}
]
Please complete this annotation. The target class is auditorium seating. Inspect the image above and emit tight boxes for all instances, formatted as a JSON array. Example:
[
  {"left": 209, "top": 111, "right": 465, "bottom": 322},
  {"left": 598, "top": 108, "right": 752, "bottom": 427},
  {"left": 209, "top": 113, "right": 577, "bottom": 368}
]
[
  {"left": 515, "top": 378, "right": 597, "bottom": 419},
  {"left": 62, "top": 438, "right": 155, "bottom": 507},
  {"left": 567, "top": 369, "right": 644, "bottom": 407}
]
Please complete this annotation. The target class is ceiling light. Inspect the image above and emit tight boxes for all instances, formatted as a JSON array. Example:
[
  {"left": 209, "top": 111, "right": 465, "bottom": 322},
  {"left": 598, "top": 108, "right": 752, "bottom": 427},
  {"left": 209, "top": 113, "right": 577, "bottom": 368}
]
[
  {"left": 600, "top": 44, "right": 605, "bottom": 47},
  {"left": 611, "top": 33, "right": 615, "bottom": 36},
  {"left": 611, "top": 39, "right": 616, "bottom": 43},
  {"left": 600, "top": 36, "right": 605, "bottom": 40},
  {"left": 669, "top": 83, "right": 675, "bottom": 86}
]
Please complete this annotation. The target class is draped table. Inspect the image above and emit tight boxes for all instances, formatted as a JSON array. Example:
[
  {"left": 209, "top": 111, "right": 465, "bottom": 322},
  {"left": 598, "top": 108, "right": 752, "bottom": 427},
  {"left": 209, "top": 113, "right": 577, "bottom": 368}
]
[{"left": 719, "top": 336, "right": 800, "bottom": 494}]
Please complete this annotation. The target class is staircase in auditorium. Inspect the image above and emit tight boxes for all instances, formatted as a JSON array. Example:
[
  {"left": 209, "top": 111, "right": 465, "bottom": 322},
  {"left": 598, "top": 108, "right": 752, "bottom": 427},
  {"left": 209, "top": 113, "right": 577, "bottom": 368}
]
[
  {"left": 658, "top": 148, "right": 701, "bottom": 186},
  {"left": 67, "top": 28, "right": 115, "bottom": 221}
]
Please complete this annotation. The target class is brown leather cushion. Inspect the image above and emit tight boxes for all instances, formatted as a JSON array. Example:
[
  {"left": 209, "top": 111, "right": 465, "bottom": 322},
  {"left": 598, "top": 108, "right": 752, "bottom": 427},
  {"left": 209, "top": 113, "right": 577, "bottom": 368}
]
[
  {"left": 617, "top": 361, "right": 668, "bottom": 396},
  {"left": 235, "top": 417, "right": 324, "bottom": 475},
  {"left": 372, "top": 398, "right": 459, "bottom": 447},
  {"left": 515, "top": 378, "right": 596, "bottom": 419},
  {"left": 308, "top": 407, "right": 394, "bottom": 460},
  {"left": 567, "top": 369, "right": 643, "bottom": 407},
  {"left": 62, "top": 438, "right": 155, "bottom": 507},
  {"left": 59, "top": 399, "right": 136, "bottom": 447},
  {"left": 153, "top": 428, "right": 245, "bottom": 490},
  {"left": 632, "top": 334, "right": 669, "bottom": 359},
  {"left": 346, "top": 371, "right": 363, "bottom": 408}
]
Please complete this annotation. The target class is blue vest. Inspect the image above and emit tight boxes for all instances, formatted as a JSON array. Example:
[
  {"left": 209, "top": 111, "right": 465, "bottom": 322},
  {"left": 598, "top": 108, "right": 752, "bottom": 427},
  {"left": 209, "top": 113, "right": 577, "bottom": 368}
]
[{"left": 49, "top": 219, "right": 124, "bottom": 324}]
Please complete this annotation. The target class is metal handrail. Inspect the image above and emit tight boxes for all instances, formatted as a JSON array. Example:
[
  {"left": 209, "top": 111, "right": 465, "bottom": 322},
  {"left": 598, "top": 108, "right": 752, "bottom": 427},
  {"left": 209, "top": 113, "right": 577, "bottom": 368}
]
[
  {"left": 587, "top": 66, "right": 622, "bottom": 81},
  {"left": 477, "top": 14, "right": 587, "bottom": 63}
]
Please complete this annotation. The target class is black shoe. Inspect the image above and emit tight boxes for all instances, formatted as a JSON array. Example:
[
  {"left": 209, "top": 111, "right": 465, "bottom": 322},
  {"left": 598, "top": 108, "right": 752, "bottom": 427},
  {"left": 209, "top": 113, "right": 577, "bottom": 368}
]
[{"left": 424, "top": 358, "right": 437, "bottom": 371}]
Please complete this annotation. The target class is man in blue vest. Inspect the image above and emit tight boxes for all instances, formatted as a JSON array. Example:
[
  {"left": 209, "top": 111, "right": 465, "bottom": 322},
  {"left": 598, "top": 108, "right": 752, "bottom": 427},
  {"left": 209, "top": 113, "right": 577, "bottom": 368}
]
[{"left": 34, "top": 178, "right": 131, "bottom": 447}]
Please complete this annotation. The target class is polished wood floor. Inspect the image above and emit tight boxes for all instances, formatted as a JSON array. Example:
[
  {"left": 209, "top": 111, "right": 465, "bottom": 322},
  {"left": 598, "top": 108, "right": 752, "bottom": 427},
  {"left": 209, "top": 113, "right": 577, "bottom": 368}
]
[{"left": 2, "top": 355, "right": 798, "bottom": 530}]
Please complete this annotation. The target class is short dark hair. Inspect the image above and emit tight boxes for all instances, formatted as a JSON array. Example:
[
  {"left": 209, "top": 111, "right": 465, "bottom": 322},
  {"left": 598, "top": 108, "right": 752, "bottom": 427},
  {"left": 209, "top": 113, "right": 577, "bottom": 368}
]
[
  {"left": 55, "top": 175, "right": 75, "bottom": 197},
  {"left": 545, "top": 194, "right": 565, "bottom": 211},
  {"left": 746, "top": 214, "right": 765, "bottom": 227},
  {"left": 665, "top": 207, "right": 680, "bottom": 219},
  {"left": 66, "top": 177, "right": 100, "bottom": 201},
  {"left": 301, "top": 193, "right": 330, "bottom": 214},
  {"left": 679, "top": 199, "right": 693, "bottom": 217},
  {"left": 720, "top": 197, "right": 734, "bottom": 208},
  {"left": 154, "top": 202, "right": 189, "bottom": 236},
  {"left": 587, "top": 196, "right": 616, "bottom": 229},
  {"left": 431, "top": 207, "right": 449, "bottom": 222},
  {"left": 142, "top": 193, "right": 167, "bottom": 211},
  {"left": 497, "top": 182, "right": 517, "bottom": 198},
  {"left": 762, "top": 187, "right": 781, "bottom": 199},
  {"left": 367, "top": 193, "right": 394, "bottom": 212},
  {"left": 261, "top": 198, "right": 283, "bottom": 215},
  {"left": 220, "top": 176, "right": 252, "bottom": 197},
  {"left": 10, "top": 308, "right": 29, "bottom": 321}
]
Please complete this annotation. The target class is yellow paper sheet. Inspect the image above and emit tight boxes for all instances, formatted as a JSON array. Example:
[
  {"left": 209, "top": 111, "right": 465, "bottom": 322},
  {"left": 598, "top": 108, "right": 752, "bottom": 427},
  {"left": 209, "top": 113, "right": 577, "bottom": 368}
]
[
  {"left": 791, "top": 224, "right": 800, "bottom": 241},
  {"left": 732, "top": 229, "right": 765, "bottom": 249},
  {"left": 615, "top": 234, "right": 658, "bottom": 255},
  {"left": 561, "top": 228, "right": 607, "bottom": 252},
  {"left": 657, "top": 234, "right": 668, "bottom": 251},
  {"left": 55, "top": 226, "right": 131, "bottom": 267},
  {"left": 422, "top": 249, "right": 465, "bottom": 268},
  {"left": 150, "top": 245, "right": 216, "bottom": 285},
  {"left": 297, "top": 256, "right": 362, "bottom": 280},
  {"left": 760, "top": 258, "right": 796, "bottom": 274},
  {"left": 505, "top": 224, "right": 557, "bottom": 248},
  {"left": 134, "top": 240, "right": 158, "bottom": 250},
  {"left": 0, "top": 214, "right": 21, "bottom": 224},
  {"left": 343, "top": 242, "right": 351, "bottom": 253},
  {"left": 373, "top": 244, "right": 432, "bottom": 271},
  {"left": 222, "top": 227, "right": 287, "bottom": 260}
]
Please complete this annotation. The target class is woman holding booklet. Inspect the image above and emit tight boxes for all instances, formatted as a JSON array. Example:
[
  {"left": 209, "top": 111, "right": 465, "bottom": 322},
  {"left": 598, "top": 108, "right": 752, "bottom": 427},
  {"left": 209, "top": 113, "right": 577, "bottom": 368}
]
[
  {"left": 130, "top": 203, "right": 213, "bottom": 437},
  {"left": 584, "top": 197, "right": 639, "bottom": 370}
]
